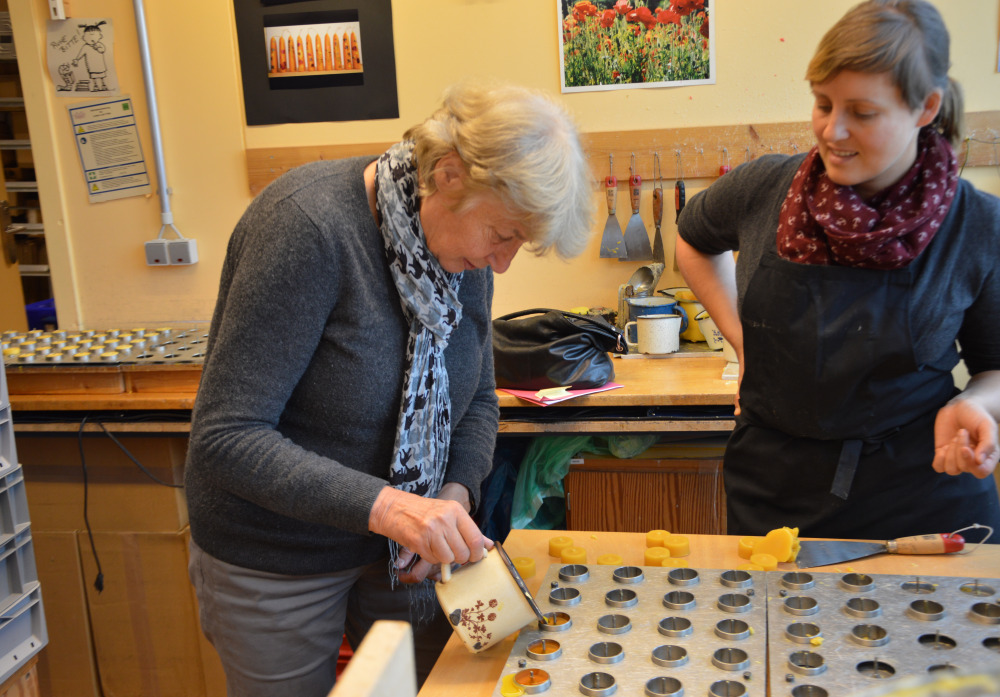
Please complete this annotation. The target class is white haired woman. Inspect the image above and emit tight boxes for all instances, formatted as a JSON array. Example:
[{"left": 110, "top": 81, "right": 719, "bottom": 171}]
[{"left": 185, "top": 82, "right": 594, "bottom": 696}]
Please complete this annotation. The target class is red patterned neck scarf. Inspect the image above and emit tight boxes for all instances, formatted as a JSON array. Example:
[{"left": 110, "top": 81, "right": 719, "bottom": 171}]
[{"left": 776, "top": 128, "right": 958, "bottom": 269}]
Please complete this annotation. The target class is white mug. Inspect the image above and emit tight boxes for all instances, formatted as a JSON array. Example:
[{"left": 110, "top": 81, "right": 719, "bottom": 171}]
[
  {"left": 625, "top": 313, "right": 681, "bottom": 354},
  {"left": 695, "top": 310, "right": 724, "bottom": 350},
  {"left": 435, "top": 548, "right": 536, "bottom": 653}
]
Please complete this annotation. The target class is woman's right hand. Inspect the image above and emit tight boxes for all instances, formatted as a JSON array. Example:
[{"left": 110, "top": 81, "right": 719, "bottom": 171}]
[{"left": 368, "top": 486, "right": 489, "bottom": 582}]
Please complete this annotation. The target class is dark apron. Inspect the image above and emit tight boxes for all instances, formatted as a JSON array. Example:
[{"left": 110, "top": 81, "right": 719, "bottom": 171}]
[{"left": 726, "top": 244, "right": 1000, "bottom": 538}]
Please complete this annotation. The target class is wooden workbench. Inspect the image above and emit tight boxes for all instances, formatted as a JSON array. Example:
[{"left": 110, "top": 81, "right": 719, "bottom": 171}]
[
  {"left": 419, "top": 530, "right": 1000, "bottom": 697},
  {"left": 6, "top": 353, "right": 737, "bottom": 434}
]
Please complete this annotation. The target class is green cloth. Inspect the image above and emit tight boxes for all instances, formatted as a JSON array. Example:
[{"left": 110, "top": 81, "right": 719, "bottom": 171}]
[{"left": 511, "top": 434, "right": 659, "bottom": 529}]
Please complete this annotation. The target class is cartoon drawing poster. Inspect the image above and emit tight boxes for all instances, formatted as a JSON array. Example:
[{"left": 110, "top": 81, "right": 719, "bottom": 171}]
[{"left": 46, "top": 18, "right": 121, "bottom": 97}]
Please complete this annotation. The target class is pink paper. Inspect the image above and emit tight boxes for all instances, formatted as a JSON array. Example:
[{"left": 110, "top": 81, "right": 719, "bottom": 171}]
[{"left": 499, "top": 382, "right": 624, "bottom": 406}]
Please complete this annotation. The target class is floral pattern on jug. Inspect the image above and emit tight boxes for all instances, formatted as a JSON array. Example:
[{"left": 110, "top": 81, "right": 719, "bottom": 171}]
[{"left": 448, "top": 598, "right": 500, "bottom": 650}]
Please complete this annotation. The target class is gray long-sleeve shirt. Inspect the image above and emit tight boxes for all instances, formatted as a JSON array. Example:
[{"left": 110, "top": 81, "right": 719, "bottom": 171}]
[{"left": 185, "top": 156, "right": 499, "bottom": 575}]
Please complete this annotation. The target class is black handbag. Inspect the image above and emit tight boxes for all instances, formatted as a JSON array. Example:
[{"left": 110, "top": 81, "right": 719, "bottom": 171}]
[{"left": 492, "top": 308, "right": 627, "bottom": 390}]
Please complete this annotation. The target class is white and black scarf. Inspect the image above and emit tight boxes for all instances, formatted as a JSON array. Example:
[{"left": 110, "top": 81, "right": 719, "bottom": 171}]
[{"left": 375, "top": 141, "right": 463, "bottom": 576}]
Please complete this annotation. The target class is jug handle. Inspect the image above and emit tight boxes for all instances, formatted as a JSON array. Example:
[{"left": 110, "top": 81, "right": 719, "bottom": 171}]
[
  {"left": 675, "top": 305, "right": 688, "bottom": 333},
  {"left": 439, "top": 546, "right": 487, "bottom": 583}
]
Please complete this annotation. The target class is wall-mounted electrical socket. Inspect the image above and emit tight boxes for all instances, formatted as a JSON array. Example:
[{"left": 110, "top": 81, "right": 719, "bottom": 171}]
[
  {"left": 144, "top": 239, "right": 170, "bottom": 266},
  {"left": 168, "top": 238, "right": 198, "bottom": 265}
]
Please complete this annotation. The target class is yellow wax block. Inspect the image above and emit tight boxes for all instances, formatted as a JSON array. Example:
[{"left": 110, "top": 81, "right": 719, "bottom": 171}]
[
  {"left": 513, "top": 556, "right": 536, "bottom": 579},
  {"left": 597, "top": 554, "right": 623, "bottom": 566},
  {"left": 664, "top": 534, "right": 690, "bottom": 557},
  {"left": 753, "top": 527, "right": 796, "bottom": 563},
  {"left": 561, "top": 546, "right": 587, "bottom": 564},
  {"left": 737, "top": 563, "right": 765, "bottom": 571},
  {"left": 548, "top": 535, "right": 574, "bottom": 557},
  {"left": 737, "top": 536, "right": 762, "bottom": 560},
  {"left": 661, "top": 558, "right": 689, "bottom": 568},
  {"left": 749, "top": 553, "right": 778, "bottom": 571},
  {"left": 645, "top": 529, "right": 670, "bottom": 548},
  {"left": 810, "top": 637, "right": 824, "bottom": 647},
  {"left": 644, "top": 547, "right": 671, "bottom": 566}
]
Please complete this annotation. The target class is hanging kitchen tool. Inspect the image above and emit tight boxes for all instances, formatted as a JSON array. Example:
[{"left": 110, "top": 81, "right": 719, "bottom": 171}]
[
  {"left": 651, "top": 153, "right": 665, "bottom": 265},
  {"left": 795, "top": 533, "right": 966, "bottom": 569},
  {"left": 617, "top": 263, "right": 664, "bottom": 328},
  {"left": 599, "top": 154, "right": 624, "bottom": 259},
  {"left": 719, "top": 147, "right": 731, "bottom": 176},
  {"left": 621, "top": 153, "right": 653, "bottom": 261},
  {"left": 672, "top": 150, "right": 686, "bottom": 271}
]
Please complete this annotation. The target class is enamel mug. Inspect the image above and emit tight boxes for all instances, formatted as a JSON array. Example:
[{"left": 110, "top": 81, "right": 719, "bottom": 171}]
[
  {"left": 625, "top": 313, "right": 681, "bottom": 354},
  {"left": 695, "top": 310, "right": 724, "bottom": 350},
  {"left": 435, "top": 546, "right": 538, "bottom": 653}
]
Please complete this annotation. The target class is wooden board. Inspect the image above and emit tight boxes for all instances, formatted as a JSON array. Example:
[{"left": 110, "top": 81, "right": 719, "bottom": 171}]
[{"left": 247, "top": 111, "right": 1000, "bottom": 195}]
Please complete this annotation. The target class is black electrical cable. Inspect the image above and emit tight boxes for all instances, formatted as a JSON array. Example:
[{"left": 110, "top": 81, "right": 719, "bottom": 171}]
[
  {"left": 78, "top": 416, "right": 104, "bottom": 593},
  {"left": 76, "top": 416, "right": 185, "bottom": 593}
]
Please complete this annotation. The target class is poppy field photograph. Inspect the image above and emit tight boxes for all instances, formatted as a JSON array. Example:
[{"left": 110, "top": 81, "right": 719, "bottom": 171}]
[{"left": 558, "top": 0, "right": 714, "bottom": 92}]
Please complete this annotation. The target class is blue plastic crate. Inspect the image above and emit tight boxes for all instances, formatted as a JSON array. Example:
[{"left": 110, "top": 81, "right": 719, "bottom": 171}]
[{"left": 24, "top": 299, "right": 56, "bottom": 331}]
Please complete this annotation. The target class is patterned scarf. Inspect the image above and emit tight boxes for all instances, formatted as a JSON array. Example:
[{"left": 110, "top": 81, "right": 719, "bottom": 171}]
[
  {"left": 375, "top": 141, "right": 463, "bottom": 573},
  {"left": 776, "top": 128, "right": 958, "bottom": 269}
]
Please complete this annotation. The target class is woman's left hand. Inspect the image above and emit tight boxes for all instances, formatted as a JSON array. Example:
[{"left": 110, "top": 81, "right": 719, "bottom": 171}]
[{"left": 932, "top": 398, "right": 1000, "bottom": 479}]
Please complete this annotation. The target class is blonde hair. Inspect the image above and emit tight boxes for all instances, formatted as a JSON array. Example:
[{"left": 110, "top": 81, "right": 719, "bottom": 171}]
[
  {"left": 806, "top": 0, "right": 964, "bottom": 146},
  {"left": 404, "top": 82, "right": 595, "bottom": 259}
]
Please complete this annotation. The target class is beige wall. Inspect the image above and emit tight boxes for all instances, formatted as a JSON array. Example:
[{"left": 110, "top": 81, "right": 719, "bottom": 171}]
[{"left": 8, "top": 0, "right": 1000, "bottom": 328}]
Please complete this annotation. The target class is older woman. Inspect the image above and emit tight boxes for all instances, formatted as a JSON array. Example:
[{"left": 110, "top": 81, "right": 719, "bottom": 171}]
[
  {"left": 677, "top": 0, "right": 1000, "bottom": 540},
  {"left": 185, "top": 82, "right": 594, "bottom": 696}
]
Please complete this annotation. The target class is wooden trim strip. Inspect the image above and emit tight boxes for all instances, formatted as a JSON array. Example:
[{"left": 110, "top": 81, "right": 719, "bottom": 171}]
[{"left": 246, "top": 110, "right": 1000, "bottom": 195}]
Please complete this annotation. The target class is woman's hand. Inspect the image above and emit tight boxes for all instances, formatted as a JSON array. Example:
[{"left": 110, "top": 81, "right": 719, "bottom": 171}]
[
  {"left": 933, "top": 398, "right": 999, "bottom": 479},
  {"left": 368, "top": 485, "right": 492, "bottom": 583}
]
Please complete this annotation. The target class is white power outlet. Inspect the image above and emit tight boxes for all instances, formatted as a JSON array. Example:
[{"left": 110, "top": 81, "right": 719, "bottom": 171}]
[
  {"left": 168, "top": 239, "right": 198, "bottom": 265},
  {"left": 144, "top": 240, "right": 170, "bottom": 266}
]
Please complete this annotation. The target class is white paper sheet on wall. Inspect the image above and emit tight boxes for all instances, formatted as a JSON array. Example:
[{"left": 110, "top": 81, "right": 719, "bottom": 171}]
[{"left": 46, "top": 17, "right": 121, "bottom": 97}]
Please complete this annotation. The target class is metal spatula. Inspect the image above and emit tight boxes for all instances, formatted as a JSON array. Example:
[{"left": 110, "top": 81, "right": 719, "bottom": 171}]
[
  {"left": 795, "top": 533, "right": 965, "bottom": 569},
  {"left": 599, "top": 154, "right": 624, "bottom": 259},
  {"left": 621, "top": 153, "right": 653, "bottom": 261},
  {"left": 652, "top": 153, "right": 665, "bottom": 265}
]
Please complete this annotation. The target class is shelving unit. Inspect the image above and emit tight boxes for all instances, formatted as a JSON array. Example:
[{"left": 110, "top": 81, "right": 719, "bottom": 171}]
[{"left": 0, "top": 10, "right": 50, "bottom": 330}]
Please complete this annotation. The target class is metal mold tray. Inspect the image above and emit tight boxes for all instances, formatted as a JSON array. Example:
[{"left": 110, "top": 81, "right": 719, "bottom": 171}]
[
  {"left": 490, "top": 566, "right": 1000, "bottom": 697},
  {"left": 491, "top": 563, "right": 768, "bottom": 697},
  {"left": 1, "top": 325, "right": 209, "bottom": 367},
  {"left": 767, "top": 570, "right": 1000, "bottom": 697}
]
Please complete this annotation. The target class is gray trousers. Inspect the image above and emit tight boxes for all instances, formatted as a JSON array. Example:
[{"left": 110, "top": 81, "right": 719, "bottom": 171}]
[{"left": 188, "top": 540, "right": 452, "bottom": 697}]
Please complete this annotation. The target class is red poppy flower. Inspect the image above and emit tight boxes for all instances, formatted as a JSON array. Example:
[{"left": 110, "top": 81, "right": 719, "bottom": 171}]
[
  {"left": 600, "top": 8, "right": 616, "bottom": 28},
  {"left": 572, "top": 1, "right": 598, "bottom": 22},
  {"left": 634, "top": 6, "right": 656, "bottom": 29},
  {"left": 699, "top": 13, "right": 710, "bottom": 39},
  {"left": 670, "top": 0, "right": 705, "bottom": 16},
  {"left": 656, "top": 7, "right": 682, "bottom": 26},
  {"left": 615, "top": 0, "right": 631, "bottom": 16}
]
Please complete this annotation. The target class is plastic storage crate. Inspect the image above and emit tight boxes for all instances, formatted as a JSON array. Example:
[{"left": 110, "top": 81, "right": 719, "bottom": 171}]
[{"left": 0, "top": 367, "right": 47, "bottom": 684}]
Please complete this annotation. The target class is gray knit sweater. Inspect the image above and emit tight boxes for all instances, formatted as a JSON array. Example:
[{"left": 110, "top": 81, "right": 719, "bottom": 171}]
[
  {"left": 678, "top": 154, "right": 1000, "bottom": 377},
  {"left": 185, "top": 156, "right": 499, "bottom": 575}
]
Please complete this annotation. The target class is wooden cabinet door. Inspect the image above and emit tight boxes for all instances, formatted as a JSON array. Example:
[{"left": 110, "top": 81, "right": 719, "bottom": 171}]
[{"left": 565, "top": 456, "right": 726, "bottom": 534}]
